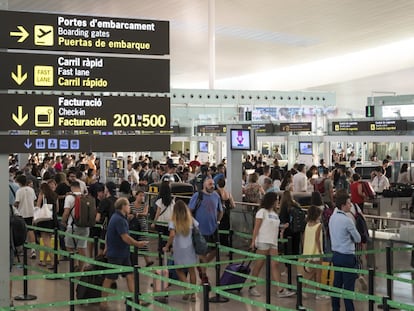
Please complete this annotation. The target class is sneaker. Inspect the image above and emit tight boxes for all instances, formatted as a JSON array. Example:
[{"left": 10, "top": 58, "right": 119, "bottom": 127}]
[
  {"left": 31, "top": 249, "right": 36, "bottom": 259},
  {"left": 358, "top": 276, "right": 368, "bottom": 291},
  {"left": 316, "top": 294, "right": 330, "bottom": 300},
  {"left": 248, "top": 287, "right": 261, "bottom": 297},
  {"left": 155, "top": 296, "right": 168, "bottom": 304},
  {"left": 277, "top": 289, "right": 295, "bottom": 298},
  {"left": 182, "top": 294, "right": 190, "bottom": 301}
]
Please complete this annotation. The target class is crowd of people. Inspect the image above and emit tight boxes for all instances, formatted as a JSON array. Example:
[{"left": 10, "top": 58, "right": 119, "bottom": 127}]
[{"left": 8, "top": 151, "right": 404, "bottom": 310}]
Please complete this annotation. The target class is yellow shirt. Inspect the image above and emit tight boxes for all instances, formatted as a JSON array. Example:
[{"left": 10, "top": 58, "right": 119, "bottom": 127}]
[{"left": 303, "top": 223, "right": 323, "bottom": 256}]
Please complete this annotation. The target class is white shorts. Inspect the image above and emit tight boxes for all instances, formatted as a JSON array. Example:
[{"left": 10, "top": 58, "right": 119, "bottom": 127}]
[
  {"left": 65, "top": 226, "right": 89, "bottom": 249},
  {"left": 256, "top": 242, "right": 278, "bottom": 251}
]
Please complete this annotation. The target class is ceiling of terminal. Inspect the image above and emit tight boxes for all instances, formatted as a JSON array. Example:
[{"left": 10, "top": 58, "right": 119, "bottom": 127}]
[{"left": 7, "top": 0, "right": 414, "bottom": 115}]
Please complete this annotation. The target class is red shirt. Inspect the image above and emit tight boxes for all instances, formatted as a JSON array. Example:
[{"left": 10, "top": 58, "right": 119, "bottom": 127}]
[{"left": 350, "top": 181, "right": 364, "bottom": 205}]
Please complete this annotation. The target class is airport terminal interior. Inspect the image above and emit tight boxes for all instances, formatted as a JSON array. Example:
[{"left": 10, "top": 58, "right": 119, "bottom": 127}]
[{"left": 3, "top": 1, "right": 414, "bottom": 311}]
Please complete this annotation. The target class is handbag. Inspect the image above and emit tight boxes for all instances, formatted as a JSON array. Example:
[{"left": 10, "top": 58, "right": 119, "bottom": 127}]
[
  {"left": 192, "top": 224, "right": 208, "bottom": 255},
  {"left": 33, "top": 197, "right": 53, "bottom": 225}
]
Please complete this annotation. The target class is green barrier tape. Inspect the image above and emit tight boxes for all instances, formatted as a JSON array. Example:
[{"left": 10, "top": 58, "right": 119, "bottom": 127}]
[
  {"left": 375, "top": 272, "right": 414, "bottom": 285},
  {"left": 140, "top": 288, "right": 199, "bottom": 298},
  {"left": 26, "top": 225, "right": 55, "bottom": 234},
  {"left": 139, "top": 295, "right": 181, "bottom": 311},
  {"left": 125, "top": 299, "right": 153, "bottom": 311},
  {"left": 387, "top": 300, "right": 414, "bottom": 310},
  {"left": 274, "top": 256, "right": 369, "bottom": 275},
  {"left": 216, "top": 281, "right": 258, "bottom": 291},
  {"left": 138, "top": 268, "right": 203, "bottom": 290},
  {"left": 129, "top": 229, "right": 160, "bottom": 239},
  {"left": 56, "top": 229, "right": 94, "bottom": 243},
  {"left": 392, "top": 269, "right": 414, "bottom": 274},
  {"left": 219, "top": 245, "right": 266, "bottom": 259},
  {"left": 300, "top": 278, "right": 382, "bottom": 304},
  {"left": 72, "top": 277, "right": 131, "bottom": 297},
  {"left": 219, "top": 269, "right": 265, "bottom": 286},
  {"left": 213, "top": 288, "right": 300, "bottom": 311}
]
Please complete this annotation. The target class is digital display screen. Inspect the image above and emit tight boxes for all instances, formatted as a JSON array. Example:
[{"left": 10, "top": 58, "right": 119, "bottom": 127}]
[
  {"left": 299, "top": 142, "right": 313, "bottom": 155},
  {"left": 199, "top": 141, "right": 209, "bottom": 153},
  {"left": 230, "top": 129, "right": 251, "bottom": 150}
]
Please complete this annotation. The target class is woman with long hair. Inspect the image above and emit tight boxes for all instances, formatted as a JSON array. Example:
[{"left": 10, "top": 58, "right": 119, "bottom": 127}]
[
  {"left": 280, "top": 171, "right": 293, "bottom": 191},
  {"left": 163, "top": 200, "right": 197, "bottom": 302},
  {"left": 151, "top": 177, "right": 175, "bottom": 247},
  {"left": 36, "top": 182, "right": 58, "bottom": 269},
  {"left": 249, "top": 192, "right": 295, "bottom": 298},
  {"left": 216, "top": 178, "right": 235, "bottom": 246},
  {"left": 279, "top": 190, "right": 302, "bottom": 256}
]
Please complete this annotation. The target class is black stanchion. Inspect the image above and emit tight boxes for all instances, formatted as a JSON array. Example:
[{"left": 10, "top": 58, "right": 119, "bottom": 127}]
[
  {"left": 69, "top": 253, "right": 75, "bottom": 311},
  {"left": 133, "top": 265, "right": 140, "bottom": 306},
  {"left": 209, "top": 241, "right": 229, "bottom": 303},
  {"left": 379, "top": 246, "right": 396, "bottom": 309},
  {"left": 125, "top": 297, "right": 132, "bottom": 311},
  {"left": 265, "top": 254, "right": 271, "bottom": 310},
  {"left": 229, "top": 229, "right": 234, "bottom": 261},
  {"left": 133, "top": 246, "right": 138, "bottom": 266},
  {"left": 297, "top": 307, "right": 306, "bottom": 311},
  {"left": 382, "top": 296, "right": 390, "bottom": 311},
  {"left": 203, "top": 283, "right": 210, "bottom": 311},
  {"left": 14, "top": 246, "right": 37, "bottom": 301},
  {"left": 158, "top": 231, "right": 163, "bottom": 266},
  {"left": 368, "top": 268, "right": 375, "bottom": 311},
  {"left": 53, "top": 227, "right": 59, "bottom": 274},
  {"left": 296, "top": 274, "right": 303, "bottom": 310},
  {"left": 287, "top": 236, "right": 293, "bottom": 285},
  {"left": 93, "top": 236, "right": 99, "bottom": 258}
]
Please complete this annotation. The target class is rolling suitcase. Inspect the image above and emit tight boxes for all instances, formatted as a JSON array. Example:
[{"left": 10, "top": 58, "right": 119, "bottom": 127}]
[{"left": 219, "top": 260, "right": 252, "bottom": 292}]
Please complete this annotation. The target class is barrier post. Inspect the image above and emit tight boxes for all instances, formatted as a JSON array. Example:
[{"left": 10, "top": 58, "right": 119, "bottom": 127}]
[
  {"left": 229, "top": 229, "right": 234, "bottom": 261},
  {"left": 14, "top": 246, "right": 37, "bottom": 301},
  {"left": 296, "top": 274, "right": 303, "bottom": 310},
  {"left": 133, "top": 265, "right": 140, "bottom": 306},
  {"left": 209, "top": 241, "right": 229, "bottom": 303},
  {"left": 69, "top": 253, "right": 75, "bottom": 311},
  {"left": 203, "top": 283, "right": 210, "bottom": 311},
  {"left": 379, "top": 246, "right": 396, "bottom": 310},
  {"left": 93, "top": 236, "right": 99, "bottom": 258},
  {"left": 287, "top": 236, "right": 293, "bottom": 285},
  {"left": 368, "top": 268, "right": 375, "bottom": 311},
  {"left": 125, "top": 296, "right": 132, "bottom": 311},
  {"left": 382, "top": 296, "right": 390, "bottom": 311},
  {"left": 297, "top": 307, "right": 306, "bottom": 311},
  {"left": 158, "top": 231, "right": 163, "bottom": 266},
  {"left": 265, "top": 254, "right": 271, "bottom": 310},
  {"left": 53, "top": 227, "right": 59, "bottom": 274}
]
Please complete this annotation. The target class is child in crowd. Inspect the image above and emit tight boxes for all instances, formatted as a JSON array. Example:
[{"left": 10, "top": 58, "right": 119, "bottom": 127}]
[
  {"left": 249, "top": 192, "right": 295, "bottom": 298},
  {"left": 163, "top": 200, "right": 197, "bottom": 302}
]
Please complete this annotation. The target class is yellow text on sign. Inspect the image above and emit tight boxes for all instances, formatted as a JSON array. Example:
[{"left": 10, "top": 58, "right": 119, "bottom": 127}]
[
  {"left": 34, "top": 25, "right": 54, "bottom": 46},
  {"left": 34, "top": 65, "right": 54, "bottom": 86},
  {"left": 35, "top": 106, "right": 54, "bottom": 127}
]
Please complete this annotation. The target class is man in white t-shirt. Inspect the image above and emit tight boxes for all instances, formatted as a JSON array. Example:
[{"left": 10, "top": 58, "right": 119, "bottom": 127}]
[
  {"left": 293, "top": 164, "right": 307, "bottom": 192},
  {"left": 14, "top": 175, "right": 37, "bottom": 259},
  {"left": 371, "top": 167, "right": 390, "bottom": 194}
]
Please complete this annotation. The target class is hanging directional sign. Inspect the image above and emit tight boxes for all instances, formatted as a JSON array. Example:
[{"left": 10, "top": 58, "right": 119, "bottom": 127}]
[
  {"left": 0, "top": 134, "right": 171, "bottom": 153},
  {"left": 0, "top": 52, "right": 169, "bottom": 92},
  {"left": 0, "top": 94, "right": 170, "bottom": 131},
  {"left": 0, "top": 10, "right": 169, "bottom": 55}
]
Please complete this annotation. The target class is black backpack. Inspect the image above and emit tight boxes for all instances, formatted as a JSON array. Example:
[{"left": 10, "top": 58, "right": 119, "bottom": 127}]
[
  {"left": 352, "top": 211, "right": 370, "bottom": 244},
  {"left": 10, "top": 205, "right": 27, "bottom": 249},
  {"left": 290, "top": 205, "right": 306, "bottom": 233}
]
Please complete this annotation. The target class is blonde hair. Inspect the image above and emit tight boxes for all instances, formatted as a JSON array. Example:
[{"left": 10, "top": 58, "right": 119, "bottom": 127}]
[{"left": 172, "top": 200, "right": 192, "bottom": 236}]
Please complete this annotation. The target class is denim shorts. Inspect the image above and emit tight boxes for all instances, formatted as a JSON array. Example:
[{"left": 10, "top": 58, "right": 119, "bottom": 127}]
[{"left": 106, "top": 256, "right": 132, "bottom": 280}]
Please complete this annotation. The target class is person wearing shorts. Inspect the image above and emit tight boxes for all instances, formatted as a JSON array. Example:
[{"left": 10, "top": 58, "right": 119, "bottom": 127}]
[
  {"left": 249, "top": 192, "right": 295, "bottom": 298},
  {"left": 100, "top": 197, "right": 148, "bottom": 311},
  {"left": 62, "top": 181, "right": 89, "bottom": 272}
]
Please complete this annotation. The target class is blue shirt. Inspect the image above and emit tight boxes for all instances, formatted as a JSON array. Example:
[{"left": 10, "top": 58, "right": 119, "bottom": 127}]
[
  {"left": 106, "top": 211, "right": 130, "bottom": 258},
  {"left": 9, "top": 181, "right": 19, "bottom": 206},
  {"left": 329, "top": 209, "right": 361, "bottom": 254},
  {"left": 189, "top": 191, "right": 223, "bottom": 236}
]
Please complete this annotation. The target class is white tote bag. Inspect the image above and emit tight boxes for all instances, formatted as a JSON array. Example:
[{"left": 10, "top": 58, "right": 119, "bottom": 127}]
[{"left": 33, "top": 197, "right": 53, "bottom": 225}]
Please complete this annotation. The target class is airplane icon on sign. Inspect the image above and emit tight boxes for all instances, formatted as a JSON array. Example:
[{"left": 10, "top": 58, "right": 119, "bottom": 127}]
[{"left": 37, "top": 28, "right": 52, "bottom": 38}]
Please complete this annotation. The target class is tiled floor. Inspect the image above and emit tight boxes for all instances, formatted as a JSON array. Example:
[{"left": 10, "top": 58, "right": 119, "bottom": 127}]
[{"left": 10, "top": 239, "right": 414, "bottom": 311}]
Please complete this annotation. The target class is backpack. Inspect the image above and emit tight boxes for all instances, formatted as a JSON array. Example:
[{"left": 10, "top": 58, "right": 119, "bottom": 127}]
[
  {"left": 290, "top": 205, "right": 306, "bottom": 233},
  {"left": 10, "top": 205, "right": 27, "bottom": 249},
  {"left": 352, "top": 211, "right": 370, "bottom": 244},
  {"left": 361, "top": 181, "right": 375, "bottom": 199},
  {"left": 192, "top": 191, "right": 204, "bottom": 217},
  {"left": 71, "top": 194, "right": 96, "bottom": 227},
  {"left": 315, "top": 178, "right": 327, "bottom": 194},
  {"left": 143, "top": 169, "right": 155, "bottom": 185}
]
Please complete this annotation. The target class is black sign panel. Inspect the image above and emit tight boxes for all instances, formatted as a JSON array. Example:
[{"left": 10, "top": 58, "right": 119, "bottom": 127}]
[
  {"left": 0, "top": 94, "right": 170, "bottom": 131},
  {"left": 0, "top": 10, "right": 169, "bottom": 55},
  {"left": 0, "top": 135, "right": 170, "bottom": 153},
  {"left": 332, "top": 120, "right": 407, "bottom": 132},
  {"left": 0, "top": 52, "right": 169, "bottom": 92},
  {"left": 243, "top": 123, "right": 274, "bottom": 133},
  {"left": 197, "top": 125, "right": 227, "bottom": 134},
  {"left": 280, "top": 122, "right": 312, "bottom": 132}
]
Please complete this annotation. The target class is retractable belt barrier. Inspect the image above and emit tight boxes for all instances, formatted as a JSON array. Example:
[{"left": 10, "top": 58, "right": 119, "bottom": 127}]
[{"left": 4, "top": 223, "right": 414, "bottom": 311}]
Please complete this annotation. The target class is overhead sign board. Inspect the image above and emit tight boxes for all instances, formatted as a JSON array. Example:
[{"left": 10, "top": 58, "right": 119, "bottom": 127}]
[
  {"left": 0, "top": 94, "right": 170, "bottom": 131},
  {"left": 0, "top": 10, "right": 169, "bottom": 55},
  {"left": 280, "top": 122, "right": 312, "bottom": 132},
  {"left": 332, "top": 120, "right": 407, "bottom": 132},
  {"left": 0, "top": 52, "right": 169, "bottom": 92},
  {"left": 197, "top": 125, "right": 227, "bottom": 134},
  {"left": 0, "top": 135, "right": 170, "bottom": 153}
]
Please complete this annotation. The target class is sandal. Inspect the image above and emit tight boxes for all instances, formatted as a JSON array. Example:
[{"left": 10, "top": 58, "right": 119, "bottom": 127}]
[
  {"left": 190, "top": 294, "right": 196, "bottom": 302},
  {"left": 145, "top": 261, "right": 154, "bottom": 267},
  {"left": 38, "top": 262, "right": 46, "bottom": 267}
]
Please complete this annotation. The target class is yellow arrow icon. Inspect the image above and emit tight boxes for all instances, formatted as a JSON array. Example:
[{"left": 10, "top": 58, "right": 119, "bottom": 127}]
[
  {"left": 10, "top": 26, "right": 29, "bottom": 43},
  {"left": 12, "top": 106, "right": 29, "bottom": 127},
  {"left": 11, "top": 65, "right": 27, "bottom": 85}
]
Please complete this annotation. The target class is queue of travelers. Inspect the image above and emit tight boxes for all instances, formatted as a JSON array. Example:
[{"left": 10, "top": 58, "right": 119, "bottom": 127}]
[{"left": 7, "top": 151, "right": 407, "bottom": 310}]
